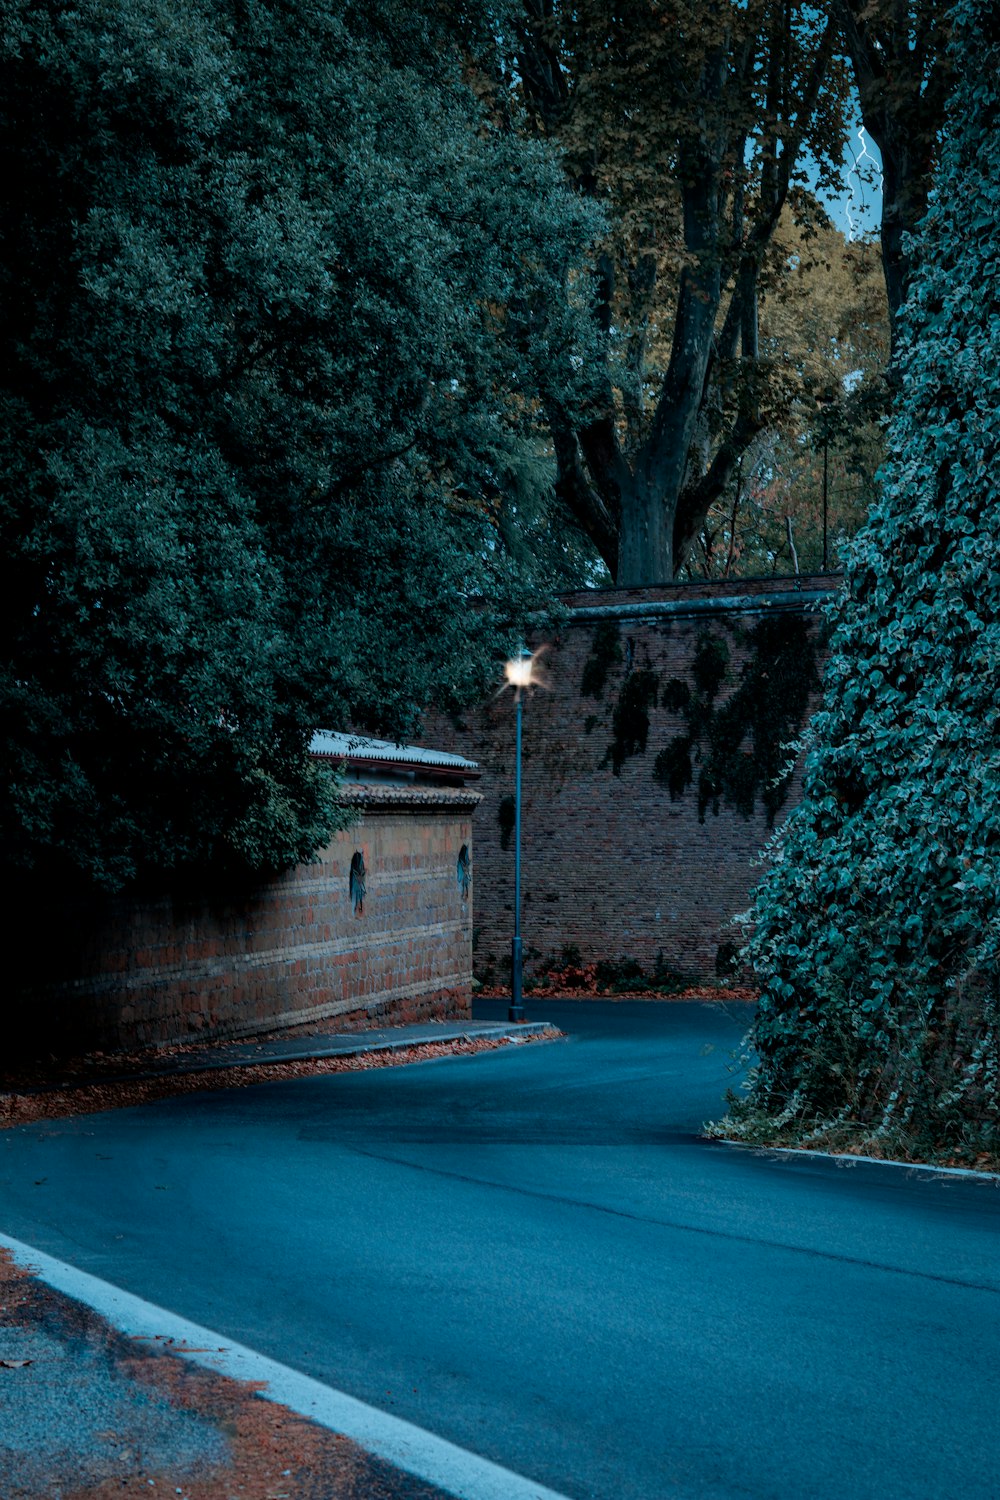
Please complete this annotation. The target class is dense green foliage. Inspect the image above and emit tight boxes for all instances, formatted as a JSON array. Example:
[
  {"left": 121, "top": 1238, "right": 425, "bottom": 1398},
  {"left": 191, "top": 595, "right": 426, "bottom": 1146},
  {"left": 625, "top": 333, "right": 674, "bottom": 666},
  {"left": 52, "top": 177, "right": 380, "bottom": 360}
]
[
  {"left": 719, "top": 0, "right": 1000, "bottom": 1162},
  {"left": 0, "top": 0, "right": 597, "bottom": 892}
]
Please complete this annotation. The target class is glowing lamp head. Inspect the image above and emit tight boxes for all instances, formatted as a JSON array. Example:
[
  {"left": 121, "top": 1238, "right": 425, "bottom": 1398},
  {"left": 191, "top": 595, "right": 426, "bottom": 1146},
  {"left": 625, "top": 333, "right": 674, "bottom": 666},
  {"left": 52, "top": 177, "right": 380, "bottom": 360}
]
[{"left": 504, "top": 650, "right": 535, "bottom": 691}]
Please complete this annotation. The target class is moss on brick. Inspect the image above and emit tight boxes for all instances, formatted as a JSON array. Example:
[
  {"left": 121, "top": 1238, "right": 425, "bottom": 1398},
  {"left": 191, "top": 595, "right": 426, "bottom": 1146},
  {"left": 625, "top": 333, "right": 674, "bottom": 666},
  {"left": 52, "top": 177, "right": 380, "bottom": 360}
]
[{"left": 653, "top": 616, "right": 819, "bottom": 825}]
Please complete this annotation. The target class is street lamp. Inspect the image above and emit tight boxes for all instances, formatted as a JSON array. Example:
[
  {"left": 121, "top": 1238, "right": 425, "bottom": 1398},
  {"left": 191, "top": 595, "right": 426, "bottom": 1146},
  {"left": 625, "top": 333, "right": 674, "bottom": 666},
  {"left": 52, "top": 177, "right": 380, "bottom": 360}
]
[{"left": 504, "top": 648, "right": 535, "bottom": 1023}]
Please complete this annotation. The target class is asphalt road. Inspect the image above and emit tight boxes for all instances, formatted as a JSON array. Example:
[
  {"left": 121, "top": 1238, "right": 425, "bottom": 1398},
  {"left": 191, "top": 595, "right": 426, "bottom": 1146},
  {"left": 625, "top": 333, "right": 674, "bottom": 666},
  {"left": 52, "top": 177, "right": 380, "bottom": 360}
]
[{"left": 2, "top": 999, "right": 998, "bottom": 1500}]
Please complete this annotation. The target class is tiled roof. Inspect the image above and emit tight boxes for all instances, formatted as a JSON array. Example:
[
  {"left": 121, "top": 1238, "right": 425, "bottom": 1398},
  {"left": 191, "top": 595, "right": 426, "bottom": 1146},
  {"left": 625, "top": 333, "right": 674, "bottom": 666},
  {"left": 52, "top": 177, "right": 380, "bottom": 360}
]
[
  {"left": 335, "top": 784, "right": 482, "bottom": 809},
  {"left": 309, "top": 730, "right": 478, "bottom": 774}
]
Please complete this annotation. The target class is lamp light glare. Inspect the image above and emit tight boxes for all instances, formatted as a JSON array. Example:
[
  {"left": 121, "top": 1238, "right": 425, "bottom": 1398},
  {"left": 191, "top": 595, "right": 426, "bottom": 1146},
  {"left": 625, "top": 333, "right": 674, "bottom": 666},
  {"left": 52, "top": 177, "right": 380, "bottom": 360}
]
[{"left": 504, "top": 653, "right": 534, "bottom": 689}]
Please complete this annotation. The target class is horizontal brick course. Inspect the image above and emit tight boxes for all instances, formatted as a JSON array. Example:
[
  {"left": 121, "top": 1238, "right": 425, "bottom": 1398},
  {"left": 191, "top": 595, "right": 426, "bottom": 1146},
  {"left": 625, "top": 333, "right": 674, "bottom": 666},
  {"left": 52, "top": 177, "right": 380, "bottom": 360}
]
[{"left": 22, "top": 785, "right": 480, "bottom": 1054}]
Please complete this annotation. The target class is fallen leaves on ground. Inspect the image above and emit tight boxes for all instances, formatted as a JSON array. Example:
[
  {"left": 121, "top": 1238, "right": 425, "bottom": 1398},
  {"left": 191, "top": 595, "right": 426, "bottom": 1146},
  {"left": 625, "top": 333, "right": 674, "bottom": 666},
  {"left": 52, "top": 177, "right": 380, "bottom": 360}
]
[
  {"left": 478, "top": 964, "right": 758, "bottom": 1002},
  {"left": 0, "top": 1030, "right": 562, "bottom": 1130},
  {"left": 0, "top": 1250, "right": 449, "bottom": 1500}
]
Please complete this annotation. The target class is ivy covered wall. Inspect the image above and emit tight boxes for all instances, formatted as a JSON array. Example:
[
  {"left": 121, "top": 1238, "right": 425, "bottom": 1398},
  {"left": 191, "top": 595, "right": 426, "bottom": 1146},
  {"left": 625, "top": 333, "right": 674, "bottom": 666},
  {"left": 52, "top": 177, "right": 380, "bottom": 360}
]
[
  {"left": 425, "top": 574, "right": 830, "bottom": 985},
  {"left": 721, "top": 0, "right": 1000, "bottom": 1164}
]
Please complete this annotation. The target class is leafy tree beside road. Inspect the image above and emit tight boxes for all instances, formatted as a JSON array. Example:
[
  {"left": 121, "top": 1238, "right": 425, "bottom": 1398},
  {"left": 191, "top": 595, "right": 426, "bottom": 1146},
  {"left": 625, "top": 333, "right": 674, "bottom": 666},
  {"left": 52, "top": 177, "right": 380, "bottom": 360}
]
[
  {"left": 507, "top": 0, "right": 959, "bottom": 585},
  {"left": 0, "top": 0, "right": 598, "bottom": 894}
]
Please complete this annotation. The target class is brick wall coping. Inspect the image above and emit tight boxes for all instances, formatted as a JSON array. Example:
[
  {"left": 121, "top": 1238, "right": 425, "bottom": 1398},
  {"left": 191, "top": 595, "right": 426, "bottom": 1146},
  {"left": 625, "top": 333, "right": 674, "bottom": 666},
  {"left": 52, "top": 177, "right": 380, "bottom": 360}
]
[
  {"left": 336, "top": 783, "right": 482, "bottom": 810},
  {"left": 563, "top": 586, "right": 835, "bottom": 624},
  {"left": 557, "top": 571, "right": 841, "bottom": 608}
]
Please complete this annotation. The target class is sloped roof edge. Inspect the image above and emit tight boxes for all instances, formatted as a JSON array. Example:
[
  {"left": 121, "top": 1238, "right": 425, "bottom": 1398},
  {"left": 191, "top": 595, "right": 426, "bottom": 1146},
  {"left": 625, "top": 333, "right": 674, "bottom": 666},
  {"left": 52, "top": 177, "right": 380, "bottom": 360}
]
[{"left": 309, "top": 730, "right": 479, "bottom": 775}]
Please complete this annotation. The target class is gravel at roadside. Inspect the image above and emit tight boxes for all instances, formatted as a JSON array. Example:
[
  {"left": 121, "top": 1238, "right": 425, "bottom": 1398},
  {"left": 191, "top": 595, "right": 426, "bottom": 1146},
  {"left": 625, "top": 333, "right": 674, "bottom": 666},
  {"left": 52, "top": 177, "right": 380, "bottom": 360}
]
[{"left": 0, "top": 1247, "right": 457, "bottom": 1500}]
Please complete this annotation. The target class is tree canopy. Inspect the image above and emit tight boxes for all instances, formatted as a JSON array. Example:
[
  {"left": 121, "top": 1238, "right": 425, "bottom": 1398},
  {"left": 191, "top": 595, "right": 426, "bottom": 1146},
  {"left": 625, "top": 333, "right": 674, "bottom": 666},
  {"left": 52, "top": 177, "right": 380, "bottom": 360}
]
[
  {"left": 686, "top": 211, "right": 889, "bottom": 578},
  {"left": 511, "top": 0, "right": 856, "bottom": 584},
  {"left": 492, "top": 0, "right": 961, "bottom": 586},
  {"left": 0, "top": 0, "right": 598, "bottom": 894},
  {"left": 717, "top": 0, "right": 1000, "bottom": 1164},
  {"left": 835, "top": 0, "right": 952, "bottom": 343}
]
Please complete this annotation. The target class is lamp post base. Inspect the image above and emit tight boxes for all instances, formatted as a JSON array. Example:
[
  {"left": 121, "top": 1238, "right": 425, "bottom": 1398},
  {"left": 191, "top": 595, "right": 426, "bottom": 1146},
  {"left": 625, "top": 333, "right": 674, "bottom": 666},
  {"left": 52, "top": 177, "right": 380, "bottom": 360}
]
[{"left": 509, "top": 935, "right": 525, "bottom": 1023}]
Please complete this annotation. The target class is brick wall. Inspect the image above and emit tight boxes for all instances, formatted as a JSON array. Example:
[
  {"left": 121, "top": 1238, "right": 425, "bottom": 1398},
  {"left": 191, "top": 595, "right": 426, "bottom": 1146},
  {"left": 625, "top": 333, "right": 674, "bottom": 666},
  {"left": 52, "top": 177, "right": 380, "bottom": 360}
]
[
  {"left": 425, "top": 575, "right": 835, "bottom": 986},
  {"left": 26, "top": 784, "right": 480, "bottom": 1053}
]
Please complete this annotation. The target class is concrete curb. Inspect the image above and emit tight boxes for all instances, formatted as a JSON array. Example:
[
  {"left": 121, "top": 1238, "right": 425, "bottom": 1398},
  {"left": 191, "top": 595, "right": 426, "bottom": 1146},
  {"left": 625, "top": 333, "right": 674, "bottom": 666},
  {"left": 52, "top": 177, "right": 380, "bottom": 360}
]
[
  {"left": 0, "top": 1231, "right": 575, "bottom": 1500},
  {"left": 151, "top": 1023, "right": 558, "bottom": 1078},
  {"left": 11, "top": 1022, "right": 559, "bottom": 1095},
  {"left": 720, "top": 1138, "right": 1000, "bottom": 1184}
]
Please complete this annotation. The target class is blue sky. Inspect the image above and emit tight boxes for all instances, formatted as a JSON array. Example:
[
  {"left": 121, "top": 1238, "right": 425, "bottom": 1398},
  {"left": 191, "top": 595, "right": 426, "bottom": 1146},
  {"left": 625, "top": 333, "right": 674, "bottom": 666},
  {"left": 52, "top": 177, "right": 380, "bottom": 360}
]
[{"left": 817, "top": 122, "right": 884, "bottom": 240}]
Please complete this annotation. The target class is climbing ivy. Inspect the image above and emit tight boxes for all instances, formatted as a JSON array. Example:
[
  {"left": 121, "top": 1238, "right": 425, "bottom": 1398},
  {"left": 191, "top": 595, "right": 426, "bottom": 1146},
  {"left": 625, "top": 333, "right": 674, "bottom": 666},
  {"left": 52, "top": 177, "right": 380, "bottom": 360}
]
[
  {"left": 660, "top": 677, "right": 692, "bottom": 714},
  {"left": 580, "top": 621, "right": 623, "bottom": 698},
  {"left": 691, "top": 632, "right": 730, "bottom": 700},
  {"left": 653, "top": 620, "right": 818, "bottom": 825},
  {"left": 653, "top": 733, "right": 695, "bottom": 800},
  {"left": 716, "top": 0, "right": 1000, "bottom": 1167},
  {"left": 609, "top": 667, "right": 659, "bottom": 774}
]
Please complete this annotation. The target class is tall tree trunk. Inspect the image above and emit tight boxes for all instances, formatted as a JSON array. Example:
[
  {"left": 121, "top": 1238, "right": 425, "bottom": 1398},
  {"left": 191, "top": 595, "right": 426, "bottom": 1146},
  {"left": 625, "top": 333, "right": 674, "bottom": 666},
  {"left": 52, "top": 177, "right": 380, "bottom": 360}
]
[
  {"left": 617, "top": 469, "right": 673, "bottom": 585},
  {"left": 836, "top": 0, "right": 952, "bottom": 354},
  {"left": 516, "top": 1, "right": 840, "bottom": 585}
]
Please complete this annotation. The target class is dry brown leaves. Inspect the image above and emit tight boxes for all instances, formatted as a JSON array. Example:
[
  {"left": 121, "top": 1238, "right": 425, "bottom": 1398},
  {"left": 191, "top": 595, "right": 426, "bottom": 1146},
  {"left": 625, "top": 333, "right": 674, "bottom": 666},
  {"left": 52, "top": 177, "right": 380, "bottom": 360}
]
[
  {"left": 479, "top": 964, "right": 758, "bottom": 1003},
  {"left": 0, "top": 1249, "right": 441, "bottom": 1500},
  {"left": 0, "top": 1030, "right": 562, "bottom": 1131},
  {"left": 0, "top": 1247, "right": 35, "bottom": 1325}
]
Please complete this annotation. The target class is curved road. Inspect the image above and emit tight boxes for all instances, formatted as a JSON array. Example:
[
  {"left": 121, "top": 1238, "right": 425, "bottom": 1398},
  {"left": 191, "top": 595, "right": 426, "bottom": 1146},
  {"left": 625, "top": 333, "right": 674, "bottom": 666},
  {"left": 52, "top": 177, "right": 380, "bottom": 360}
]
[{"left": 1, "top": 999, "right": 998, "bottom": 1500}]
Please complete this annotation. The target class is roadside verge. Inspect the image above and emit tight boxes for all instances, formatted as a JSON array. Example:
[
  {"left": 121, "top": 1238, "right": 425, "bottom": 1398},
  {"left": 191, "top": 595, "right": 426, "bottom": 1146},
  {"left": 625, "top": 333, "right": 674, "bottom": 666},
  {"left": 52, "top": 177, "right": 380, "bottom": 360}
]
[{"left": 0, "top": 1232, "right": 572, "bottom": 1500}]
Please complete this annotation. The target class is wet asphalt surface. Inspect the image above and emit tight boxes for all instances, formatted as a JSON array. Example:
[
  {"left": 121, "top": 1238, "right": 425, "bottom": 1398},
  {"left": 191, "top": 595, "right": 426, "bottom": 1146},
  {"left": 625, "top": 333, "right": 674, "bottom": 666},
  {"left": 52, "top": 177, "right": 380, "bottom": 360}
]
[{"left": 1, "top": 998, "right": 999, "bottom": 1500}]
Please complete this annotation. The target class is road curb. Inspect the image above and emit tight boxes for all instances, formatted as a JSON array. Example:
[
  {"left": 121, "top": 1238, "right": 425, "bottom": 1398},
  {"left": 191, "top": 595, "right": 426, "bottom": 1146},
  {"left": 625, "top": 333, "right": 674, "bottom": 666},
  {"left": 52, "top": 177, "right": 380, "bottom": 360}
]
[
  {"left": 11, "top": 1022, "right": 560, "bottom": 1095},
  {"left": 720, "top": 1138, "right": 1000, "bottom": 1183},
  {"left": 0, "top": 1232, "right": 575, "bottom": 1500},
  {"left": 134, "top": 1023, "right": 558, "bottom": 1079}
]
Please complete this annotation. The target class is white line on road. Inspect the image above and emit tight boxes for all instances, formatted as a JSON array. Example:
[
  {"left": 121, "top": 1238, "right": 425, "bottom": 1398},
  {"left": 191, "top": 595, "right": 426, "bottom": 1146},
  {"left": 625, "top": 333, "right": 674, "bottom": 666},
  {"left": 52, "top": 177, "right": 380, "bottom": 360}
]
[{"left": 0, "top": 1231, "right": 575, "bottom": 1500}]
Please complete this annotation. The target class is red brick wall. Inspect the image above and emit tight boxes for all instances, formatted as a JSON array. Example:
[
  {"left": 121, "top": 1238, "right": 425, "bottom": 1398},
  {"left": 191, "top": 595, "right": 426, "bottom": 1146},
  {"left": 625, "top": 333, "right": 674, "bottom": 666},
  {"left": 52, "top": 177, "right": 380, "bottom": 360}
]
[
  {"left": 32, "top": 785, "right": 480, "bottom": 1052},
  {"left": 425, "top": 576, "right": 834, "bottom": 986}
]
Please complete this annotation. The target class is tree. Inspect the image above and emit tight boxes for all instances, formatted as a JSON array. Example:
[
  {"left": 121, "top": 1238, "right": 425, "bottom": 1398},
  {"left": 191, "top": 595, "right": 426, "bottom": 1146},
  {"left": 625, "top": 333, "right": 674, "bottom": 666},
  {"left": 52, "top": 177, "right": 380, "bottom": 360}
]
[
  {"left": 512, "top": 0, "right": 854, "bottom": 584},
  {"left": 835, "top": 0, "right": 952, "bottom": 348},
  {"left": 686, "top": 212, "right": 889, "bottom": 577},
  {"left": 0, "top": 0, "right": 598, "bottom": 894},
  {"left": 718, "top": 0, "right": 1000, "bottom": 1164}
]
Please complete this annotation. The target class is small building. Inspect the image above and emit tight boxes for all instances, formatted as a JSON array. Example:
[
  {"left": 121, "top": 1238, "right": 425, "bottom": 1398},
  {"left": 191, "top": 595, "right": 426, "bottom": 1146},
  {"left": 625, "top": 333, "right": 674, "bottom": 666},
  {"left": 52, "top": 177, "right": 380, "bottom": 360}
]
[{"left": 33, "top": 735, "right": 481, "bottom": 1053}]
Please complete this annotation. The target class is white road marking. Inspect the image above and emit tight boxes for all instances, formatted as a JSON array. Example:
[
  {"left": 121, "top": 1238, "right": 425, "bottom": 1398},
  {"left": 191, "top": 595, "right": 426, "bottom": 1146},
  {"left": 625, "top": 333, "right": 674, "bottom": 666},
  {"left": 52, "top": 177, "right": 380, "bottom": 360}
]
[{"left": 0, "top": 1231, "right": 574, "bottom": 1500}]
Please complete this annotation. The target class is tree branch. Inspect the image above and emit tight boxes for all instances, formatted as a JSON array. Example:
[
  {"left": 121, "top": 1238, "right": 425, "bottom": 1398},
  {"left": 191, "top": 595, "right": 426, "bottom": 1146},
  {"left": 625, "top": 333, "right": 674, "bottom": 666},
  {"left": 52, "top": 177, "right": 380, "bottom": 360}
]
[
  {"left": 549, "top": 415, "right": 620, "bottom": 576},
  {"left": 672, "top": 400, "right": 769, "bottom": 572}
]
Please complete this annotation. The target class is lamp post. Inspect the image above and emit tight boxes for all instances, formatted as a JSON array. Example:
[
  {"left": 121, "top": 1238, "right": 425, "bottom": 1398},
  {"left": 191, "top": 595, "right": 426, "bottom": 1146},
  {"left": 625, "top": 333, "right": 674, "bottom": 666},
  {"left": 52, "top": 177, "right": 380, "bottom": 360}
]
[{"left": 504, "top": 648, "right": 534, "bottom": 1023}]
